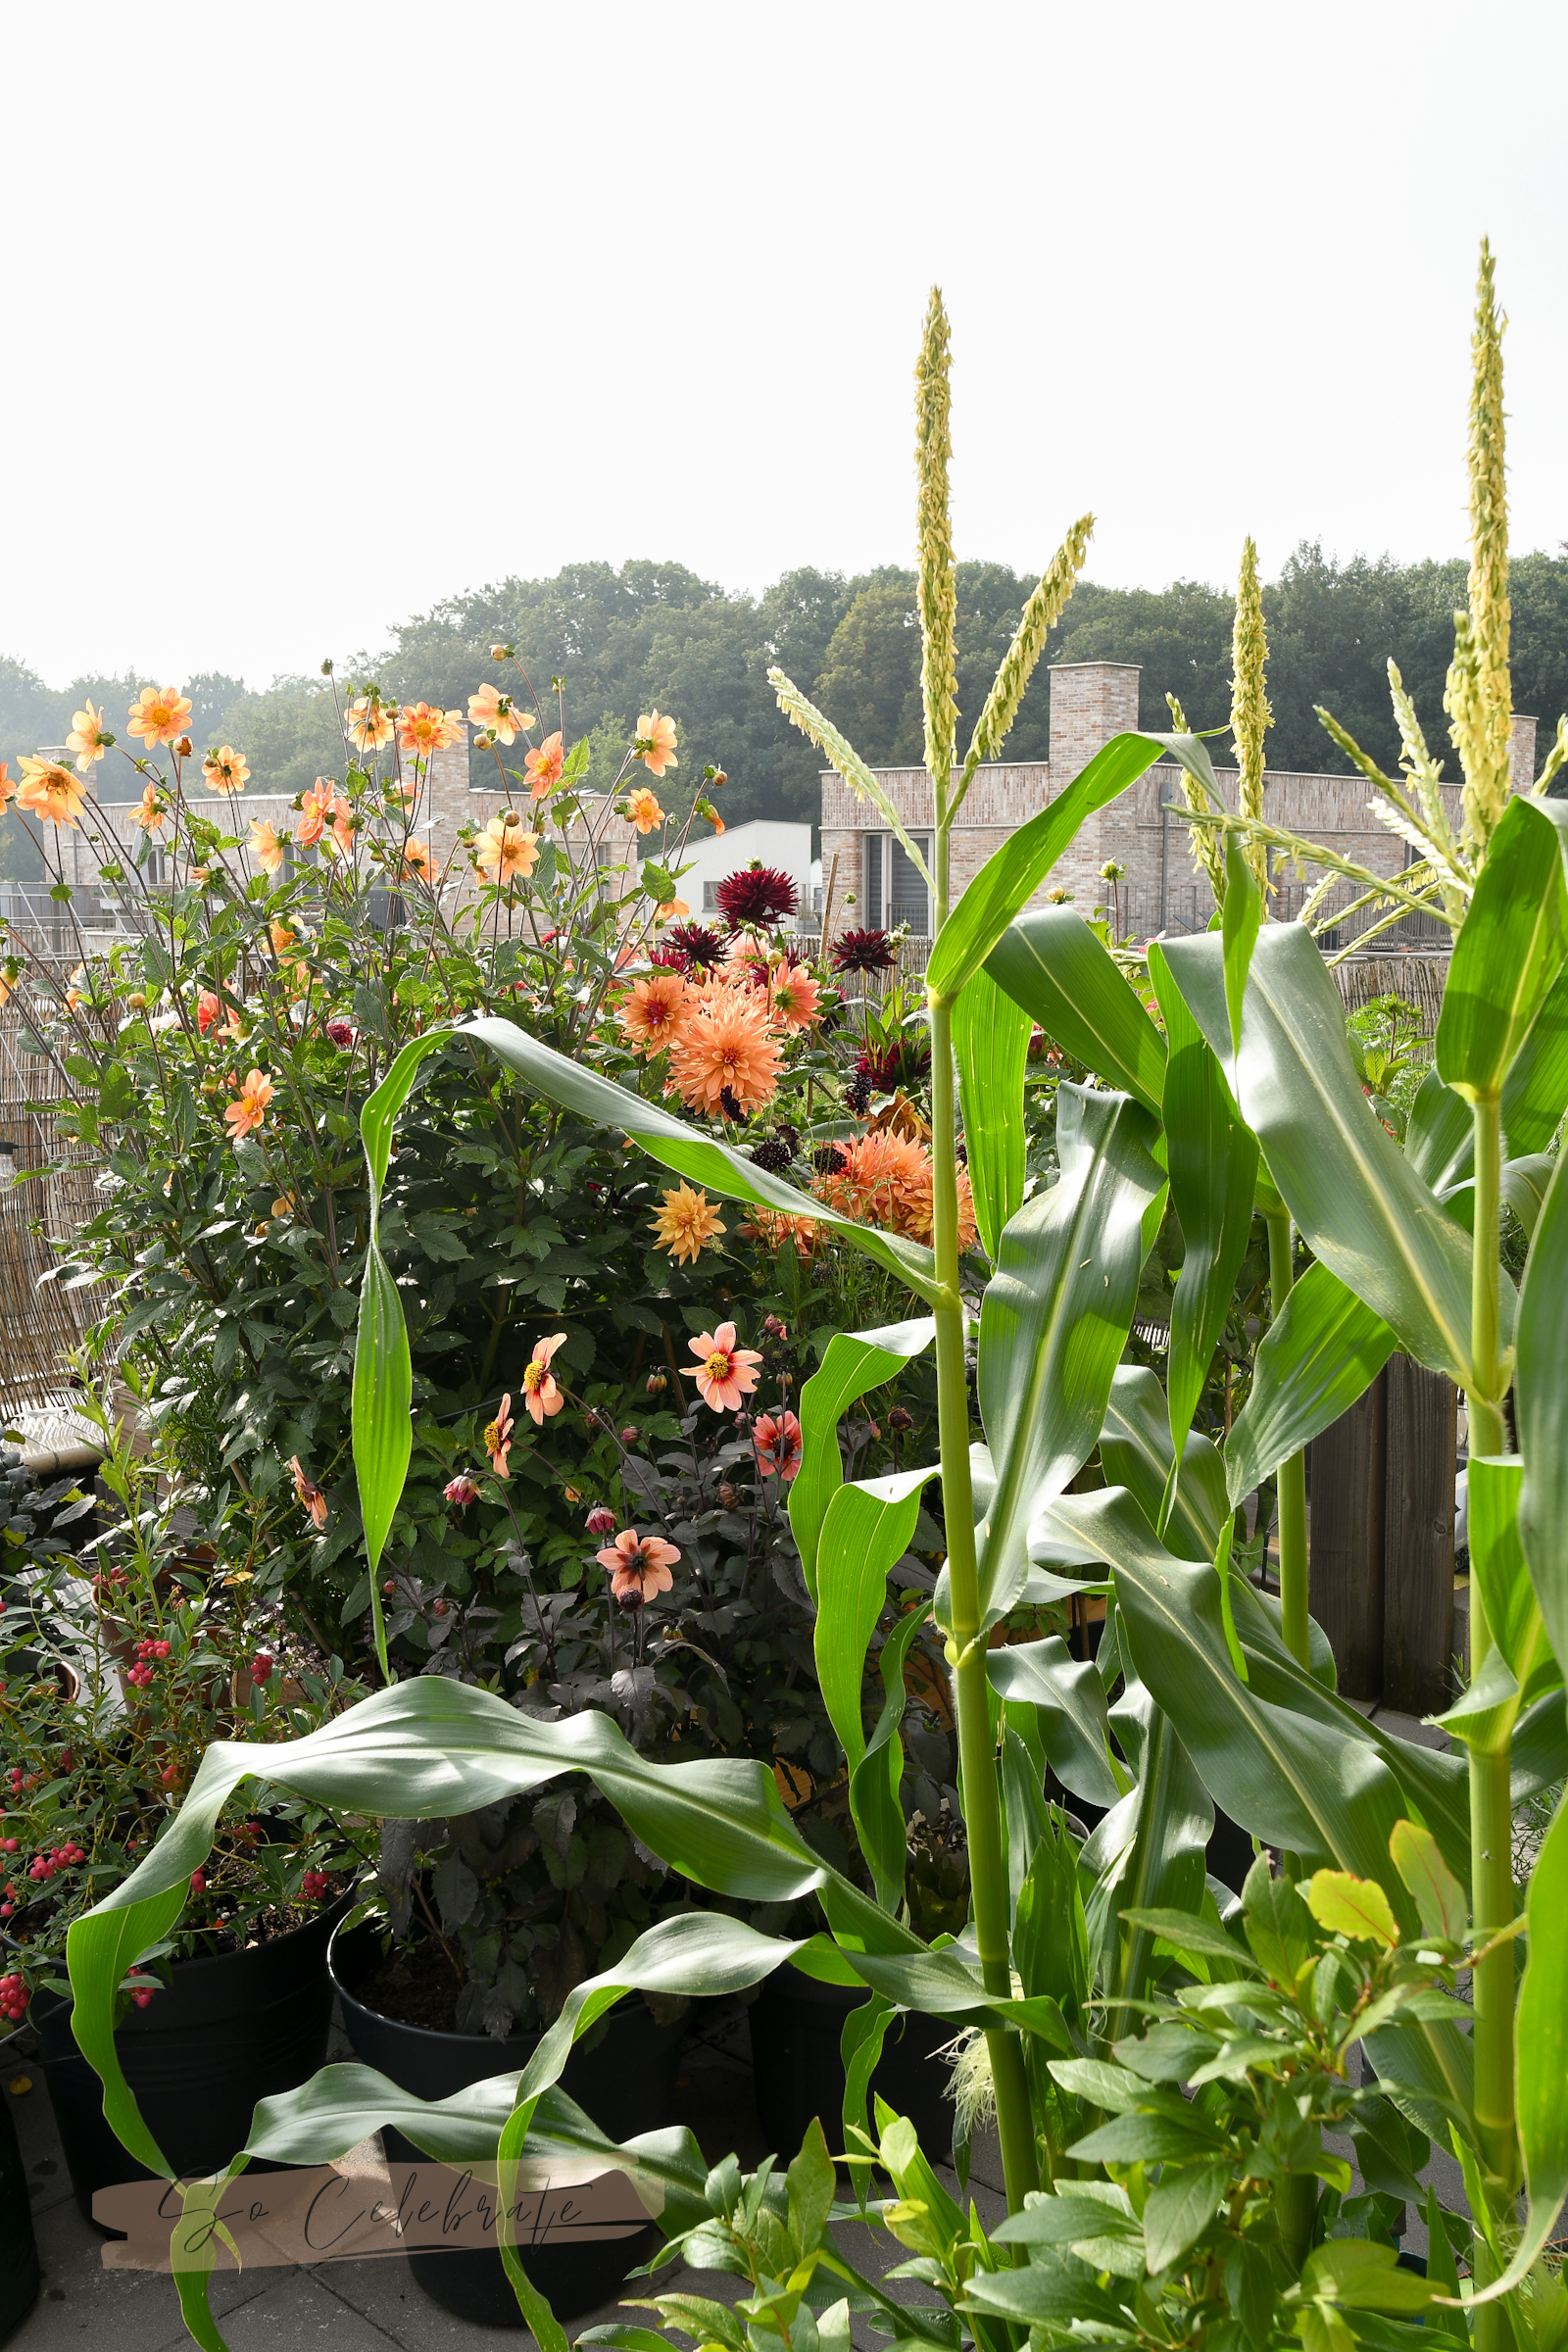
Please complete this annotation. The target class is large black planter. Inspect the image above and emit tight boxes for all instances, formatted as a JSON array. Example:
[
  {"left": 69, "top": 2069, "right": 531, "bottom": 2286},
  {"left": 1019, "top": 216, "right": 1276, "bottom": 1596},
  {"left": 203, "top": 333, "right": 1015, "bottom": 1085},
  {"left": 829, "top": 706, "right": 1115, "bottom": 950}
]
[
  {"left": 749, "top": 1964, "right": 954, "bottom": 2161},
  {"left": 35, "top": 1897, "right": 346, "bottom": 2223},
  {"left": 0, "top": 2084, "right": 39, "bottom": 2343},
  {"left": 330, "top": 1920, "right": 684, "bottom": 2327}
]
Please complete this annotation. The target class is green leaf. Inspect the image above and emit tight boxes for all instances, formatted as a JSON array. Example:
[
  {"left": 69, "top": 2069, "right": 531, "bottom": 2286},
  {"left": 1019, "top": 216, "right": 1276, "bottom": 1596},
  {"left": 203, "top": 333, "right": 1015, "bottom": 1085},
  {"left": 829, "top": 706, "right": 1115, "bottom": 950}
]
[
  {"left": 953, "top": 963, "right": 1031, "bottom": 1259},
  {"left": 785, "top": 2117, "right": 835, "bottom": 2262},
  {"left": 975, "top": 1085, "right": 1164, "bottom": 1619},
  {"left": 1405, "top": 1069, "right": 1475, "bottom": 1194},
  {"left": 851, "top": 1597, "right": 934, "bottom": 1915},
  {"left": 1141, "top": 2158, "right": 1231, "bottom": 2272},
  {"left": 1464, "top": 1455, "right": 1558, "bottom": 1706},
  {"left": 987, "top": 1636, "right": 1126, "bottom": 1810},
  {"left": 1507, "top": 1793, "right": 1568, "bottom": 2296},
  {"left": 99, "top": 1060, "right": 135, "bottom": 1120},
  {"left": 1160, "top": 924, "right": 1498, "bottom": 1387},
  {"left": 1389, "top": 1821, "right": 1467, "bottom": 1946},
  {"left": 1517, "top": 1150, "right": 1568, "bottom": 1674},
  {"left": 1149, "top": 944, "right": 1259, "bottom": 1465},
  {"left": 789, "top": 1317, "right": 935, "bottom": 1600},
  {"left": 1436, "top": 795, "right": 1568, "bottom": 1102},
  {"left": 640, "top": 861, "right": 677, "bottom": 903},
  {"left": 1302, "top": 1870, "right": 1398, "bottom": 1947},
  {"left": 461, "top": 1017, "right": 940, "bottom": 1299},
  {"left": 1223, "top": 1262, "right": 1398, "bottom": 1507},
  {"left": 1100, "top": 1363, "right": 1228, "bottom": 1564},
  {"left": 925, "top": 732, "right": 1164, "bottom": 1004},
  {"left": 352, "top": 1246, "right": 410, "bottom": 1684},
  {"left": 1500, "top": 1152, "right": 1555, "bottom": 1240},
  {"left": 815, "top": 1467, "right": 939, "bottom": 1771},
  {"left": 1099, "top": 1683, "right": 1214, "bottom": 2004},
  {"left": 1303, "top": 2238, "right": 1440, "bottom": 2314},
  {"left": 1501, "top": 955, "right": 1568, "bottom": 1152},
  {"left": 985, "top": 907, "right": 1166, "bottom": 1115}
]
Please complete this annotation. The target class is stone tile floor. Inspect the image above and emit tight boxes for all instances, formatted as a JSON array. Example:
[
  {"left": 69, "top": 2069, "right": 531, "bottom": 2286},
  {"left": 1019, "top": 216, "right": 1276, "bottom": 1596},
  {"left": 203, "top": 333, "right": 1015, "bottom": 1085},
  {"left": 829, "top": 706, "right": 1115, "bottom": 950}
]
[{"left": 2, "top": 2002, "right": 1000, "bottom": 2352}]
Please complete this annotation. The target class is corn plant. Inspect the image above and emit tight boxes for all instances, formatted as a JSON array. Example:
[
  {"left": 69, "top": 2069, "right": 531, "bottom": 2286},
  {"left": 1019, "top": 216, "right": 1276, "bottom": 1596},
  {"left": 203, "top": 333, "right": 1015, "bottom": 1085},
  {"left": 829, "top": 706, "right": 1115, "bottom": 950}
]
[{"left": 66, "top": 266, "right": 1568, "bottom": 2352}]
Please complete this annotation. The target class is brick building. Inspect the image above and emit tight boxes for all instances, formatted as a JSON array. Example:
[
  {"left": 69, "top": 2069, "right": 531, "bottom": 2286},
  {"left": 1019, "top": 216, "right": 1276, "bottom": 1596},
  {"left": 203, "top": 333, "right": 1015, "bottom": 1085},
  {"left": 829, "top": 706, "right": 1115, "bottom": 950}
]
[{"left": 818, "top": 662, "right": 1539, "bottom": 948}]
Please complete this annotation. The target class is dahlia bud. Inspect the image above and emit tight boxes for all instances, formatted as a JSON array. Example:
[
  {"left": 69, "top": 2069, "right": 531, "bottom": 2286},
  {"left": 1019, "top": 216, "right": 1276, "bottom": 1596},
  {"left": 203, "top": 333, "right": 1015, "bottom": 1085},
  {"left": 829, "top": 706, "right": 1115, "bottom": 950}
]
[
  {"left": 888, "top": 1405, "right": 914, "bottom": 1434},
  {"left": 762, "top": 1314, "right": 788, "bottom": 1341},
  {"left": 710, "top": 767, "right": 727, "bottom": 788},
  {"left": 325, "top": 1017, "right": 358, "bottom": 1050},
  {"left": 176, "top": 736, "right": 193, "bottom": 760},
  {"left": 646, "top": 1371, "right": 667, "bottom": 1396},
  {"left": 717, "top": 1483, "right": 738, "bottom": 1509},
  {"left": 444, "top": 1475, "right": 481, "bottom": 1507},
  {"left": 490, "top": 644, "right": 512, "bottom": 661},
  {"left": 619, "top": 1426, "right": 639, "bottom": 1444},
  {"left": 383, "top": 1579, "right": 397, "bottom": 1594},
  {"left": 585, "top": 1504, "right": 617, "bottom": 1535}
]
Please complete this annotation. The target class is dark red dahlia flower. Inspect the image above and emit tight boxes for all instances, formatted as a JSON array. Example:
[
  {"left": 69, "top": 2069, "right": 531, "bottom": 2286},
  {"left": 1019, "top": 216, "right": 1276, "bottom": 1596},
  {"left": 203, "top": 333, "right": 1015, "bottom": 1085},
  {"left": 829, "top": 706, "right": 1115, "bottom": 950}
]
[
  {"left": 715, "top": 862, "right": 799, "bottom": 926},
  {"left": 830, "top": 927, "right": 896, "bottom": 974}
]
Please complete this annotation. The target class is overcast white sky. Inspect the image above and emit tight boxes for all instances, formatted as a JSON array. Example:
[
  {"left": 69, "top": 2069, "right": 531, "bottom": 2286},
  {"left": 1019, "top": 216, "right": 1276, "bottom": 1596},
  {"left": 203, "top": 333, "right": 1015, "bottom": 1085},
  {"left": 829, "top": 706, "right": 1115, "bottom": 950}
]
[{"left": 3, "top": 0, "right": 1564, "bottom": 690}]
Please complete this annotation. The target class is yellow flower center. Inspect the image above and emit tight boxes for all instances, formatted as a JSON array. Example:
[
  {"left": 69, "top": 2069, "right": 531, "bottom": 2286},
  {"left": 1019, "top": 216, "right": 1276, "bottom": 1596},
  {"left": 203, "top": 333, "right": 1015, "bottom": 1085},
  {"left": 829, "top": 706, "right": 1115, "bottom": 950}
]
[
  {"left": 482, "top": 1419, "right": 500, "bottom": 1450},
  {"left": 704, "top": 1350, "right": 731, "bottom": 1381}
]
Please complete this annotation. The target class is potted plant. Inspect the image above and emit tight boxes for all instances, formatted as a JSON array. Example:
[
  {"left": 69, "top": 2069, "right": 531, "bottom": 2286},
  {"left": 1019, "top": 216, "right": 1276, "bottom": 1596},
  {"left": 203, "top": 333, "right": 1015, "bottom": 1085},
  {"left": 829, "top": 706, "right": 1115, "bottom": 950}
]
[{"left": 0, "top": 1397, "right": 369, "bottom": 2217}]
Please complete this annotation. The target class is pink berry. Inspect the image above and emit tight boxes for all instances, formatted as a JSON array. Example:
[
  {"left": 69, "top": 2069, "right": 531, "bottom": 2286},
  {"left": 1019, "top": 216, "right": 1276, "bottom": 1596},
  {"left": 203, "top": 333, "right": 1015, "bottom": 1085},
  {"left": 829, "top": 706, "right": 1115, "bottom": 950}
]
[
  {"left": 189, "top": 1869, "right": 206, "bottom": 1892},
  {"left": 250, "top": 1653, "right": 274, "bottom": 1683},
  {"left": 133, "top": 1989, "right": 155, "bottom": 2008}
]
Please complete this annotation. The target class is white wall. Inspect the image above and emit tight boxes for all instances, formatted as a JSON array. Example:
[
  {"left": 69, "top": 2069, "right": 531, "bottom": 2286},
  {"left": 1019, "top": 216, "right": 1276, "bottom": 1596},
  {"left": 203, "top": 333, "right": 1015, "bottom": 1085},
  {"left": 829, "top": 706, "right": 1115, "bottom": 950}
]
[{"left": 662, "top": 819, "right": 813, "bottom": 925}]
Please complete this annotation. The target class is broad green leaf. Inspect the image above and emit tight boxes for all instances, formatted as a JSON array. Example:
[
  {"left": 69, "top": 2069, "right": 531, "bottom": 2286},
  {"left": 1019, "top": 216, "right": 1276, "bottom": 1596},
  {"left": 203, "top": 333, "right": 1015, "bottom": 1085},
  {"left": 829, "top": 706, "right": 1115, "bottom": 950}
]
[
  {"left": 1501, "top": 1152, "right": 1555, "bottom": 1240},
  {"left": 925, "top": 732, "right": 1164, "bottom": 1004},
  {"left": 1465, "top": 1456, "right": 1558, "bottom": 1701},
  {"left": 1436, "top": 795, "right": 1568, "bottom": 1102},
  {"left": 1100, "top": 1681, "right": 1213, "bottom": 2002},
  {"left": 850, "top": 1598, "right": 934, "bottom": 1915},
  {"left": 1223, "top": 1262, "right": 1398, "bottom": 1507},
  {"left": 1049, "top": 1487, "right": 1418, "bottom": 1895},
  {"left": 1302, "top": 2238, "right": 1440, "bottom": 2314},
  {"left": 785, "top": 2118, "right": 835, "bottom": 2263},
  {"left": 1501, "top": 955, "right": 1568, "bottom": 1152},
  {"left": 1100, "top": 1363, "right": 1227, "bottom": 1564},
  {"left": 1303, "top": 1870, "right": 1398, "bottom": 1947},
  {"left": 987, "top": 1636, "right": 1127, "bottom": 1810},
  {"left": 1404, "top": 1069, "right": 1475, "bottom": 1195},
  {"left": 1517, "top": 1150, "right": 1568, "bottom": 1674},
  {"left": 1149, "top": 943, "right": 1259, "bottom": 1465},
  {"left": 1161, "top": 925, "right": 1499, "bottom": 1387},
  {"left": 461, "top": 1016, "right": 940, "bottom": 1299},
  {"left": 1500, "top": 1792, "right": 1568, "bottom": 2300},
  {"left": 975, "top": 1085, "right": 1164, "bottom": 1619},
  {"left": 789, "top": 1317, "right": 936, "bottom": 1600},
  {"left": 953, "top": 963, "right": 1031, "bottom": 1259},
  {"left": 1389, "top": 1821, "right": 1467, "bottom": 1946},
  {"left": 815, "top": 1467, "right": 939, "bottom": 1770},
  {"left": 985, "top": 907, "right": 1166, "bottom": 1115},
  {"left": 1142, "top": 2158, "right": 1231, "bottom": 2272}
]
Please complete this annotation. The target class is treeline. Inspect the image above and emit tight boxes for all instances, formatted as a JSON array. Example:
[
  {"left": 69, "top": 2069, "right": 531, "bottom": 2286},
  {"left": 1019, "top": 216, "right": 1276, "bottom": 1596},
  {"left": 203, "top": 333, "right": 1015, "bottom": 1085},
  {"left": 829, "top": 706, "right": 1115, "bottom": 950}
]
[{"left": 5, "top": 543, "right": 1568, "bottom": 878}]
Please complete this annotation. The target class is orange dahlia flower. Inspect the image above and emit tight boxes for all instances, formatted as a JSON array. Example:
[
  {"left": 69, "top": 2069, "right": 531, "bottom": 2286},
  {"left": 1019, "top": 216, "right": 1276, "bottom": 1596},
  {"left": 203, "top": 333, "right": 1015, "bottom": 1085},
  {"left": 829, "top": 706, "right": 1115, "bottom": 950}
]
[
  {"left": 519, "top": 1332, "right": 568, "bottom": 1425},
  {"left": 650, "top": 1181, "right": 724, "bottom": 1264},
  {"left": 202, "top": 745, "right": 249, "bottom": 794},
  {"left": 16, "top": 757, "right": 86, "bottom": 828},
  {"left": 467, "top": 683, "right": 531, "bottom": 746},
  {"left": 625, "top": 785, "right": 663, "bottom": 834},
  {"left": 125, "top": 685, "right": 193, "bottom": 749},
  {"left": 669, "top": 992, "right": 782, "bottom": 1116},
  {"left": 296, "top": 779, "right": 335, "bottom": 846},
  {"left": 397, "top": 703, "right": 465, "bottom": 759},
  {"left": 595, "top": 1527, "right": 681, "bottom": 1605},
  {"left": 66, "top": 700, "right": 112, "bottom": 773},
  {"left": 523, "top": 730, "right": 564, "bottom": 799},
  {"left": 223, "top": 1067, "right": 274, "bottom": 1142},
  {"left": 634, "top": 710, "right": 678, "bottom": 778},
  {"left": 131, "top": 782, "right": 168, "bottom": 834},
  {"left": 248, "top": 818, "right": 284, "bottom": 873},
  {"left": 767, "top": 961, "right": 819, "bottom": 1032},
  {"left": 345, "top": 696, "right": 395, "bottom": 753},
  {"left": 617, "top": 971, "right": 688, "bottom": 1054},
  {"left": 474, "top": 811, "right": 540, "bottom": 884}
]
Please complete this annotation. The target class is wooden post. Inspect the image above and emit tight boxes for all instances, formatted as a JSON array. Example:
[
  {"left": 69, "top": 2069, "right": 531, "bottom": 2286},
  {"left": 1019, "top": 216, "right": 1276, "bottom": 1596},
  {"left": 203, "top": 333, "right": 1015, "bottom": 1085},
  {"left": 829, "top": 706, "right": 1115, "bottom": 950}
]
[
  {"left": 1307, "top": 1371, "right": 1387, "bottom": 1699},
  {"left": 1382, "top": 1355, "right": 1457, "bottom": 1717}
]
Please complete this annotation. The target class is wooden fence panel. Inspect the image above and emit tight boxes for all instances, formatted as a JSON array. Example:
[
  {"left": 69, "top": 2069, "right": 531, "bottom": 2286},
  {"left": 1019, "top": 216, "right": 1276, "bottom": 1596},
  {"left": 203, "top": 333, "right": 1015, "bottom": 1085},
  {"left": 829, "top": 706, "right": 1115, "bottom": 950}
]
[
  {"left": 1381, "top": 1356, "right": 1457, "bottom": 1717},
  {"left": 1307, "top": 1371, "right": 1387, "bottom": 1700}
]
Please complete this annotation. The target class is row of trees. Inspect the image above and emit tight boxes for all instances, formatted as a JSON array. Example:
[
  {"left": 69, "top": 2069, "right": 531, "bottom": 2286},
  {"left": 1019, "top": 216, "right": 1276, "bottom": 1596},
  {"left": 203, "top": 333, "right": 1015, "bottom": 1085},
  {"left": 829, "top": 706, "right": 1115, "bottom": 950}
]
[{"left": 5, "top": 543, "right": 1568, "bottom": 877}]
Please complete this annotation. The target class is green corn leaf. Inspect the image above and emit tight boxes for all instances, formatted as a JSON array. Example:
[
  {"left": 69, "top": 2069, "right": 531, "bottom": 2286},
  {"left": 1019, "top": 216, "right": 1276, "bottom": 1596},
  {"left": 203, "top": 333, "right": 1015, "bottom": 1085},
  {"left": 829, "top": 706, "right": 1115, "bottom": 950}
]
[
  {"left": 1462, "top": 1456, "right": 1558, "bottom": 1705},
  {"left": 1435, "top": 795, "right": 1568, "bottom": 1102},
  {"left": 1100, "top": 1363, "right": 1228, "bottom": 1564},
  {"left": 976, "top": 1085, "right": 1163, "bottom": 1621},
  {"left": 1149, "top": 943, "right": 1259, "bottom": 1467},
  {"left": 850, "top": 1597, "right": 934, "bottom": 1915},
  {"left": 1493, "top": 1791, "right": 1568, "bottom": 2303},
  {"left": 1101, "top": 1685, "right": 1214, "bottom": 2001},
  {"left": 1501, "top": 955, "right": 1568, "bottom": 1151},
  {"left": 814, "top": 1466, "right": 939, "bottom": 1772},
  {"left": 1517, "top": 1149, "right": 1568, "bottom": 1674},
  {"left": 987, "top": 1636, "right": 1127, "bottom": 1810},
  {"left": 953, "top": 963, "right": 1031, "bottom": 1259},
  {"left": 1159, "top": 925, "right": 1497, "bottom": 1387},
  {"left": 925, "top": 732, "right": 1163, "bottom": 1004},
  {"left": 985, "top": 907, "right": 1167, "bottom": 1114},
  {"left": 789, "top": 1316, "right": 935, "bottom": 1600},
  {"left": 1404, "top": 1069, "right": 1476, "bottom": 1194},
  {"left": 1223, "top": 1262, "right": 1398, "bottom": 1508},
  {"left": 459, "top": 1015, "right": 940, "bottom": 1300}
]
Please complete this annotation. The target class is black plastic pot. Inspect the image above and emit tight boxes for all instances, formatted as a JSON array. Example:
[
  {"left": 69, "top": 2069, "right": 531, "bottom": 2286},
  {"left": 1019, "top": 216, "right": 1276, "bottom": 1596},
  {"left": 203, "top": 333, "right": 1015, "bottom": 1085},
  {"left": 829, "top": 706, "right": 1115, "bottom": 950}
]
[
  {"left": 330, "top": 1920, "right": 684, "bottom": 2327},
  {"left": 0, "top": 2082, "right": 39, "bottom": 2343},
  {"left": 34, "top": 1897, "right": 346, "bottom": 2224},
  {"left": 748, "top": 1963, "right": 954, "bottom": 2161}
]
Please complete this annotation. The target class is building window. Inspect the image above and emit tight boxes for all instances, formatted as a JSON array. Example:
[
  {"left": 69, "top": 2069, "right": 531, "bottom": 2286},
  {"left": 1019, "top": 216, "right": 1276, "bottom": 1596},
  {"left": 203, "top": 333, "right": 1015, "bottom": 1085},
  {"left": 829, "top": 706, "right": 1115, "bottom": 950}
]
[{"left": 864, "top": 832, "right": 930, "bottom": 934}]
